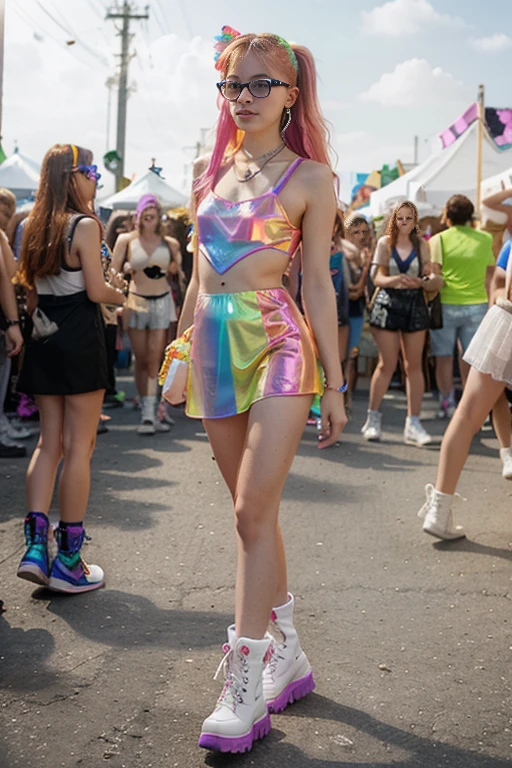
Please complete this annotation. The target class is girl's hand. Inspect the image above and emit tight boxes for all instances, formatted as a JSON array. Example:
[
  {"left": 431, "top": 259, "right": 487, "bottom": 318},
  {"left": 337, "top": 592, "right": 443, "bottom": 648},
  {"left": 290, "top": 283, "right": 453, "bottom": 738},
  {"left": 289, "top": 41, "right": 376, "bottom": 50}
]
[
  {"left": 5, "top": 324, "right": 23, "bottom": 357},
  {"left": 318, "top": 390, "right": 348, "bottom": 449}
]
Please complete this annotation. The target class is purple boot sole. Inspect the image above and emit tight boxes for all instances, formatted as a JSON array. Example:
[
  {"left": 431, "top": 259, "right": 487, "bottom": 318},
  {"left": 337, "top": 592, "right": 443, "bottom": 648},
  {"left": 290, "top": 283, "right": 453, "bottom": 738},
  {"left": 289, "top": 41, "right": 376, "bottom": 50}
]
[
  {"left": 267, "top": 670, "right": 315, "bottom": 714},
  {"left": 198, "top": 711, "right": 271, "bottom": 753}
]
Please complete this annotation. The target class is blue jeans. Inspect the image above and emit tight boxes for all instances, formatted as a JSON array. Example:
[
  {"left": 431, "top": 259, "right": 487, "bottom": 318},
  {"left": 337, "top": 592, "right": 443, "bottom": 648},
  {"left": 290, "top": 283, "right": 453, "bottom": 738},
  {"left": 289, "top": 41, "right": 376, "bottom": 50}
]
[{"left": 430, "top": 303, "right": 488, "bottom": 357}]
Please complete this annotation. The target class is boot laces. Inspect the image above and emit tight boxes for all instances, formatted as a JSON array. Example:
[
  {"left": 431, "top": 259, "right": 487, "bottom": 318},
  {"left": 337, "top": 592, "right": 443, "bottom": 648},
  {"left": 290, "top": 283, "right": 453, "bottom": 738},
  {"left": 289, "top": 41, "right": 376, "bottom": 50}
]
[
  {"left": 425, "top": 484, "right": 466, "bottom": 509},
  {"left": 214, "top": 644, "right": 248, "bottom": 711}
]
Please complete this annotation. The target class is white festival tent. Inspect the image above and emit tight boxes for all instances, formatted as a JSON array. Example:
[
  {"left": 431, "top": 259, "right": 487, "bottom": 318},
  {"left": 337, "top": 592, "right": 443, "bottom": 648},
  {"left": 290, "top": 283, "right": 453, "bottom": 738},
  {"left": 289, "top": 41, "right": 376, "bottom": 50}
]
[
  {"left": 0, "top": 148, "right": 41, "bottom": 201},
  {"left": 481, "top": 165, "right": 512, "bottom": 199},
  {"left": 99, "top": 169, "right": 187, "bottom": 211},
  {"left": 369, "top": 121, "right": 512, "bottom": 217}
]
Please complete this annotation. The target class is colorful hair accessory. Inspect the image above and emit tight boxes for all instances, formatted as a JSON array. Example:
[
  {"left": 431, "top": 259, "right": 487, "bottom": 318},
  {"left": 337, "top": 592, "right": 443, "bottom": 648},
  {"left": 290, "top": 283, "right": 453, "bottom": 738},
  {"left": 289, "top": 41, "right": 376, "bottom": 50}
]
[
  {"left": 70, "top": 144, "right": 79, "bottom": 166},
  {"left": 136, "top": 193, "right": 160, "bottom": 219},
  {"left": 213, "top": 25, "right": 241, "bottom": 70},
  {"left": 271, "top": 34, "right": 298, "bottom": 72}
]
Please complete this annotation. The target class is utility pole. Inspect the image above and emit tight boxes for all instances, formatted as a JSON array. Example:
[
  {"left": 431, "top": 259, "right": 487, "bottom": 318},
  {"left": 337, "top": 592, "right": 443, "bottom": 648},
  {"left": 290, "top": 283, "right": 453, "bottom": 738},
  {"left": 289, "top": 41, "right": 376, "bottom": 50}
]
[
  {"left": 106, "top": 2, "right": 149, "bottom": 190},
  {"left": 413, "top": 135, "right": 419, "bottom": 165},
  {"left": 476, "top": 84, "right": 485, "bottom": 214}
]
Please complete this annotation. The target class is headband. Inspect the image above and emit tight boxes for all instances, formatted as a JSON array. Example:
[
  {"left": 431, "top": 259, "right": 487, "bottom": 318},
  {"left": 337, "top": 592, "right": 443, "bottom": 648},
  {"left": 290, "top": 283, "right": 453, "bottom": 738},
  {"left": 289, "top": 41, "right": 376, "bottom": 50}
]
[
  {"left": 70, "top": 144, "right": 79, "bottom": 167},
  {"left": 213, "top": 27, "right": 298, "bottom": 73}
]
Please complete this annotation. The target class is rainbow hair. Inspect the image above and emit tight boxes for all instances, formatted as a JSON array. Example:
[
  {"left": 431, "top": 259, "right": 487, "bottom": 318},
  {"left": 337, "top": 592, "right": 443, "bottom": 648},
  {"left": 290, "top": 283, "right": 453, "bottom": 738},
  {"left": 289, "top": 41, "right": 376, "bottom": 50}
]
[{"left": 195, "top": 33, "right": 335, "bottom": 204}]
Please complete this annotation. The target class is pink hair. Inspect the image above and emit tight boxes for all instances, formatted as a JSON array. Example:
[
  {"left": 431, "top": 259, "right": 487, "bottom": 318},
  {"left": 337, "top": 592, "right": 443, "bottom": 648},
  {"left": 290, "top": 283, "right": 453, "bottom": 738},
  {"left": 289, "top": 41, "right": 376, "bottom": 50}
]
[{"left": 194, "top": 34, "right": 336, "bottom": 205}]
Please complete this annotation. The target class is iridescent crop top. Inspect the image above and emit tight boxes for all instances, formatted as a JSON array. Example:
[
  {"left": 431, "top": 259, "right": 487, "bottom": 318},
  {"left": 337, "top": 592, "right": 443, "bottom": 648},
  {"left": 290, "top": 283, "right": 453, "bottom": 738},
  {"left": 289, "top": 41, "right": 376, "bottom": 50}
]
[{"left": 197, "top": 157, "right": 304, "bottom": 275}]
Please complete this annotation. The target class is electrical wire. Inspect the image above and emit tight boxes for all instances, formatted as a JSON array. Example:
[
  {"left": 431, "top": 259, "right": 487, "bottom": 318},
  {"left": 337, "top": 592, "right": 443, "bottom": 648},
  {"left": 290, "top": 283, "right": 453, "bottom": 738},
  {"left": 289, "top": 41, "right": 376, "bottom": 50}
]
[
  {"left": 11, "top": 2, "right": 110, "bottom": 75},
  {"left": 34, "top": 0, "right": 111, "bottom": 67},
  {"left": 153, "top": 0, "right": 172, "bottom": 36}
]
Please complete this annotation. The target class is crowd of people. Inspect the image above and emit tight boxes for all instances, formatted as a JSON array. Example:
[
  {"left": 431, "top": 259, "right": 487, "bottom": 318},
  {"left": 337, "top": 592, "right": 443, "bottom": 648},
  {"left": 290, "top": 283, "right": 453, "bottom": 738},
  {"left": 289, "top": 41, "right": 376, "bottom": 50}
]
[{"left": 2, "top": 26, "right": 511, "bottom": 757}]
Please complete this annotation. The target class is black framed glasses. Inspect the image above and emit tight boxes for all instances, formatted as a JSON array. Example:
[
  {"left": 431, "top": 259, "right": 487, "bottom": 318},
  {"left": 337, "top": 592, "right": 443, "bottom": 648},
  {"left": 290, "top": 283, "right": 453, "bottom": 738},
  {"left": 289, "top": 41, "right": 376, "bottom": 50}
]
[{"left": 216, "top": 78, "right": 290, "bottom": 101}]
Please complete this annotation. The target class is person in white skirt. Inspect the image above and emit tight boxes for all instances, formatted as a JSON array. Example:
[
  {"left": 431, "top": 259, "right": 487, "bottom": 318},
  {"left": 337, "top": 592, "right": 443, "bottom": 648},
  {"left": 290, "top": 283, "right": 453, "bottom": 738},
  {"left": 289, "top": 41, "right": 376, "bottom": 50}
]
[{"left": 418, "top": 251, "right": 512, "bottom": 539}]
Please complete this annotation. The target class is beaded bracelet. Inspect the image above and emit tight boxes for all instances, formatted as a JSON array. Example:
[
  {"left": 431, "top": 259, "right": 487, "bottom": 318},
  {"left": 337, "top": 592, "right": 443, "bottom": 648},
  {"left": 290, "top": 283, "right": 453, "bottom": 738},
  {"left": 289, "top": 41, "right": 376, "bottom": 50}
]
[{"left": 324, "top": 380, "right": 348, "bottom": 394}]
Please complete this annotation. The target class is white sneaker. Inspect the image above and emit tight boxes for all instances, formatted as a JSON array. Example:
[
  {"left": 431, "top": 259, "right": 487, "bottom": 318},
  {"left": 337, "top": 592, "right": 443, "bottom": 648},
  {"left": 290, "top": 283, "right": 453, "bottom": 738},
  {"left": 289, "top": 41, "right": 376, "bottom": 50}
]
[
  {"left": 404, "top": 416, "right": 432, "bottom": 447},
  {"left": 500, "top": 447, "right": 512, "bottom": 480},
  {"left": 199, "top": 629, "right": 271, "bottom": 753},
  {"left": 137, "top": 396, "right": 156, "bottom": 435},
  {"left": 0, "top": 413, "right": 33, "bottom": 440},
  {"left": 154, "top": 420, "right": 171, "bottom": 433},
  {"left": 263, "top": 593, "right": 315, "bottom": 713},
  {"left": 419, "top": 484, "right": 465, "bottom": 540},
  {"left": 361, "top": 410, "right": 382, "bottom": 441}
]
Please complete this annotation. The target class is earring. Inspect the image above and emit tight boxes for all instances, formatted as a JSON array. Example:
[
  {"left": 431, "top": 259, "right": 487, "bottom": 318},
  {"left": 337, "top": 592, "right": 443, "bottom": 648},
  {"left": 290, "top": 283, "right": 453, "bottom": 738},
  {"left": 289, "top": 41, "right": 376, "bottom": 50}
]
[{"left": 281, "top": 107, "right": 292, "bottom": 135}]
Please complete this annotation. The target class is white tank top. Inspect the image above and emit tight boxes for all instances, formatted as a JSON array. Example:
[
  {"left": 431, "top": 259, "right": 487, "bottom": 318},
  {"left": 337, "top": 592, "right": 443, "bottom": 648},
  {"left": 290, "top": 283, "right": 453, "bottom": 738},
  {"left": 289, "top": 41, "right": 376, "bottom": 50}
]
[
  {"left": 36, "top": 268, "right": 85, "bottom": 296},
  {"left": 36, "top": 215, "right": 87, "bottom": 296}
]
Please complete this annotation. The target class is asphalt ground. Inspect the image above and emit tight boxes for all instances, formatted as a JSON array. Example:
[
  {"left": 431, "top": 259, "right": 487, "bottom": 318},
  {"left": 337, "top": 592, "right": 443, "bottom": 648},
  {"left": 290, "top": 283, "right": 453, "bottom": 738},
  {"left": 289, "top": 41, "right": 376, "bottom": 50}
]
[{"left": 1, "top": 378, "right": 511, "bottom": 768}]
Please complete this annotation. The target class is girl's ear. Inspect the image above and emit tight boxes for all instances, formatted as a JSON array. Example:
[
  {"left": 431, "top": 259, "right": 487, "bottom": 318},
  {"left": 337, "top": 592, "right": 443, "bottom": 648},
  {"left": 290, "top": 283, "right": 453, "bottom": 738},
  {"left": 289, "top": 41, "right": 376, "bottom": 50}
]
[{"left": 285, "top": 86, "right": 299, "bottom": 108}]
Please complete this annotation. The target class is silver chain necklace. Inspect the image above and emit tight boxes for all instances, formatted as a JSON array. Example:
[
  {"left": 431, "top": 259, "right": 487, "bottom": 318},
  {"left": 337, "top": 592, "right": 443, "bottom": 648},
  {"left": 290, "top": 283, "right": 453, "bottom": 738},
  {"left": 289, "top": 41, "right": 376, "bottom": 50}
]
[{"left": 234, "top": 141, "right": 286, "bottom": 183}]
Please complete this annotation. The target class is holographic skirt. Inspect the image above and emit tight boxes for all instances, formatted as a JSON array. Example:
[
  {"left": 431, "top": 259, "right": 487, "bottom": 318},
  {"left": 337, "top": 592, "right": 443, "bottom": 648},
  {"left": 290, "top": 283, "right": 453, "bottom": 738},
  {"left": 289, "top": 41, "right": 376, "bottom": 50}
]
[{"left": 187, "top": 288, "right": 321, "bottom": 419}]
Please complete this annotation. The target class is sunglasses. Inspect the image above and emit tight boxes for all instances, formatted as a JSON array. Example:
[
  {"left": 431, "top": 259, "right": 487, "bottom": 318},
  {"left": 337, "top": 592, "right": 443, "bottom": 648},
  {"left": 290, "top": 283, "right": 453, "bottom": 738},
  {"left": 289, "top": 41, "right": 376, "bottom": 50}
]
[
  {"left": 73, "top": 164, "right": 101, "bottom": 182},
  {"left": 217, "top": 78, "right": 290, "bottom": 101}
]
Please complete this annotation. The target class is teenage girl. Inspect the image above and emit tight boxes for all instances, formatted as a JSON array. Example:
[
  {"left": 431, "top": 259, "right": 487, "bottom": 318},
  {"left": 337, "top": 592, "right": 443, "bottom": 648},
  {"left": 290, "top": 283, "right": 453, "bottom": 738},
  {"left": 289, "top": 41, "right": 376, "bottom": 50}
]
[
  {"left": 177, "top": 29, "right": 347, "bottom": 753},
  {"left": 112, "top": 195, "right": 180, "bottom": 434},
  {"left": 16, "top": 144, "right": 125, "bottom": 593},
  {"left": 419, "top": 244, "right": 512, "bottom": 538},
  {"left": 362, "top": 201, "right": 442, "bottom": 446}
]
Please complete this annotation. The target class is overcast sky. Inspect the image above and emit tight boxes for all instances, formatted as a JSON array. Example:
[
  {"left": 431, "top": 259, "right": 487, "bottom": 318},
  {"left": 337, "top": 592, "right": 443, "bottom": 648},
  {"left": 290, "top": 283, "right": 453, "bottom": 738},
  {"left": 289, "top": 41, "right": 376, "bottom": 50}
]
[{"left": 4, "top": 0, "right": 512, "bottom": 198}]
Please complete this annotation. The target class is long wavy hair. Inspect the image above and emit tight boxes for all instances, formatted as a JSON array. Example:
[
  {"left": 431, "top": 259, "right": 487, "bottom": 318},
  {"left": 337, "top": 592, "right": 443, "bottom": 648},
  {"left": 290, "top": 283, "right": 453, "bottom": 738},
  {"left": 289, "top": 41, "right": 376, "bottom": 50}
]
[
  {"left": 386, "top": 200, "right": 421, "bottom": 251},
  {"left": 18, "top": 144, "right": 101, "bottom": 289},
  {"left": 194, "top": 33, "right": 336, "bottom": 204}
]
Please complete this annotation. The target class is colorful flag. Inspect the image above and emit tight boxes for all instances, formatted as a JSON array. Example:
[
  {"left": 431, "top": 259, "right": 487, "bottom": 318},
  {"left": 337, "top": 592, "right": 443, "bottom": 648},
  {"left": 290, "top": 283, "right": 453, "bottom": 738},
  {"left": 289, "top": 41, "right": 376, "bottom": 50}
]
[
  {"left": 439, "top": 103, "right": 478, "bottom": 148},
  {"left": 485, "top": 108, "right": 512, "bottom": 150}
]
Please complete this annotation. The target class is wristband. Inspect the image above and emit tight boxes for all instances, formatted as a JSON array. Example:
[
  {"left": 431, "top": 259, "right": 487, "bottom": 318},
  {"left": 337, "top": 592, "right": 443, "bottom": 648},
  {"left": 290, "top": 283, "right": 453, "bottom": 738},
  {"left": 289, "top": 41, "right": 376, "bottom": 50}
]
[
  {"left": 324, "top": 379, "right": 348, "bottom": 394},
  {"left": 5, "top": 319, "right": 20, "bottom": 327}
]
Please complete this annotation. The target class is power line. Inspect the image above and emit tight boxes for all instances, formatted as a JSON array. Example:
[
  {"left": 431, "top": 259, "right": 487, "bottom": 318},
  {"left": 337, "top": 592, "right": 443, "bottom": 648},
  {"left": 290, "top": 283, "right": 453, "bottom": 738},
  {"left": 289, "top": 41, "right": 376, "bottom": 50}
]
[
  {"left": 153, "top": 0, "right": 172, "bottom": 35},
  {"left": 34, "top": 0, "right": 110, "bottom": 67},
  {"left": 11, "top": 2, "right": 109, "bottom": 74}
]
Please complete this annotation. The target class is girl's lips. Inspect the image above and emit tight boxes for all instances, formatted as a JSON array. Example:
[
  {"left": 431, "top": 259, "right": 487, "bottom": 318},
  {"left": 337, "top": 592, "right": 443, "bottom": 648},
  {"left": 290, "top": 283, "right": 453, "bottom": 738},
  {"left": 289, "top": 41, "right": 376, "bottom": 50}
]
[{"left": 236, "top": 111, "right": 256, "bottom": 117}]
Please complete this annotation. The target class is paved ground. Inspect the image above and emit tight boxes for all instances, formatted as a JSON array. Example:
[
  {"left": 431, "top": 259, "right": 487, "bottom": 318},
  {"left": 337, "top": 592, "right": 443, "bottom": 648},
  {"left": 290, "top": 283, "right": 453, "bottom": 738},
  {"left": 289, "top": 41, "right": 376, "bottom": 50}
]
[{"left": 1, "top": 378, "right": 511, "bottom": 768}]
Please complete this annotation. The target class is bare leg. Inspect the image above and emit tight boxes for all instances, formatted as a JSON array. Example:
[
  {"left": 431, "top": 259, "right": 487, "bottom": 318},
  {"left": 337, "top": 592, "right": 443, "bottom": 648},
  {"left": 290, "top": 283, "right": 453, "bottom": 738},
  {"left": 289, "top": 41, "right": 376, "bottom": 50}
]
[
  {"left": 204, "top": 409, "right": 289, "bottom": 612},
  {"left": 492, "top": 391, "right": 512, "bottom": 449},
  {"left": 435, "top": 368, "right": 505, "bottom": 494},
  {"left": 435, "top": 355, "right": 453, "bottom": 397},
  {"left": 26, "top": 395, "right": 64, "bottom": 513},
  {"left": 146, "top": 328, "right": 168, "bottom": 381},
  {"left": 368, "top": 330, "right": 401, "bottom": 412},
  {"left": 234, "top": 395, "right": 312, "bottom": 639},
  {"left": 59, "top": 390, "right": 104, "bottom": 522},
  {"left": 128, "top": 328, "right": 149, "bottom": 398},
  {"left": 401, "top": 331, "right": 427, "bottom": 417}
]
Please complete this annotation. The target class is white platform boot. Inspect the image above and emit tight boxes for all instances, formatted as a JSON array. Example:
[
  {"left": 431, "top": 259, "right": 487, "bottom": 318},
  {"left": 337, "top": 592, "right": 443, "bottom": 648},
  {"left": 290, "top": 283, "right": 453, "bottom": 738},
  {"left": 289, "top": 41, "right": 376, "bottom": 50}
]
[
  {"left": 199, "top": 627, "right": 271, "bottom": 753},
  {"left": 262, "top": 593, "right": 315, "bottom": 713},
  {"left": 418, "top": 484, "right": 465, "bottom": 540}
]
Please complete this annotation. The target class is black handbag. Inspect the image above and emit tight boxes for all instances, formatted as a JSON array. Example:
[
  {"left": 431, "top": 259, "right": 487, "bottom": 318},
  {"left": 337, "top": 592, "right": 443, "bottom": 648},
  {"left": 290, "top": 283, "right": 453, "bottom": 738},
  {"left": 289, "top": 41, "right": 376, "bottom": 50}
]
[
  {"left": 426, "top": 292, "right": 443, "bottom": 329},
  {"left": 421, "top": 237, "right": 443, "bottom": 330}
]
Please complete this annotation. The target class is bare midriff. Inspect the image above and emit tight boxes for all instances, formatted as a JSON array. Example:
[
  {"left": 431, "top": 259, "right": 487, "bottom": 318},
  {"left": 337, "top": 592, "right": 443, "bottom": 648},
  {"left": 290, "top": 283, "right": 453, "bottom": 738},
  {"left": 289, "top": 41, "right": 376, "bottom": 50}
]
[{"left": 197, "top": 247, "right": 294, "bottom": 294}]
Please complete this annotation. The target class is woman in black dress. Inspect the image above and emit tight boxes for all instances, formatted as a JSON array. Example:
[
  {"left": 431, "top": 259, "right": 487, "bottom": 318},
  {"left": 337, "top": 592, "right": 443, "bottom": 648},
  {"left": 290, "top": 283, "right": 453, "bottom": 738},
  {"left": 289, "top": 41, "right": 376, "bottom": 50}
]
[{"left": 16, "top": 144, "right": 125, "bottom": 594}]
